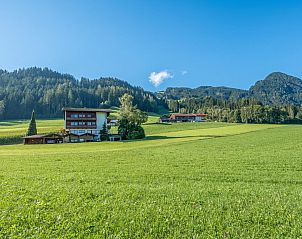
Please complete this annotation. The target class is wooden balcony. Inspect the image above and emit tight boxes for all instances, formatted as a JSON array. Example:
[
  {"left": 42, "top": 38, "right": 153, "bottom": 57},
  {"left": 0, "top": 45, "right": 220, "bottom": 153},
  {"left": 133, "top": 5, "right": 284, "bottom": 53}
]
[
  {"left": 66, "top": 125, "right": 97, "bottom": 129},
  {"left": 66, "top": 117, "right": 96, "bottom": 121}
]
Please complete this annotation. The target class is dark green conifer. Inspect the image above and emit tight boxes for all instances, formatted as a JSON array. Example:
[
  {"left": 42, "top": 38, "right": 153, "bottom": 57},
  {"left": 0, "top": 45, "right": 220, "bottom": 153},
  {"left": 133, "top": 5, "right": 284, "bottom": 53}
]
[
  {"left": 100, "top": 122, "right": 108, "bottom": 141},
  {"left": 26, "top": 110, "right": 37, "bottom": 136}
]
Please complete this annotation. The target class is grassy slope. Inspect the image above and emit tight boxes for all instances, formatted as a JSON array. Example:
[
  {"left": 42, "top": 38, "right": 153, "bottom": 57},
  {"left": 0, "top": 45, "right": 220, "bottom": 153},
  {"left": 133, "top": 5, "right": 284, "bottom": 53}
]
[{"left": 1, "top": 122, "right": 302, "bottom": 238}]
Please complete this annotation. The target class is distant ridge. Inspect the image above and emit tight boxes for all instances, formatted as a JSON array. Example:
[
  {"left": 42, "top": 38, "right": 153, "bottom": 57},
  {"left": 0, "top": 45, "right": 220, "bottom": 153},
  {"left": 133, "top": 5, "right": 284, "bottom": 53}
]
[
  {"left": 159, "top": 72, "right": 302, "bottom": 106},
  {"left": 161, "top": 86, "right": 248, "bottom": 101},
  {"left": 0, "top": 67, "right": 301, "bottom": 120},
  {"left": 249, "top": 72, "right": 302, "bottom": 105}
]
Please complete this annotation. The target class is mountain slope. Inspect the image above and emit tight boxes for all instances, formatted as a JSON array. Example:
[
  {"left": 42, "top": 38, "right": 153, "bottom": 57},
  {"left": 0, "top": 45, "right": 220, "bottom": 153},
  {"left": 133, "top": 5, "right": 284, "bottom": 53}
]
[
  {"left": 0, "top": 67, "right": 164, "bottom": 120},
  {"left": 0, "top": 67, "right": 301, "bottom": 120},
  {"left": 162, "top": 86, "right": 248, "bottom": 100},
  {"left": 249, "top": 72, "right": 302, "bottom": 105},
  {"left": 160, "top": 72, "right": 302, "bottom": 106}
]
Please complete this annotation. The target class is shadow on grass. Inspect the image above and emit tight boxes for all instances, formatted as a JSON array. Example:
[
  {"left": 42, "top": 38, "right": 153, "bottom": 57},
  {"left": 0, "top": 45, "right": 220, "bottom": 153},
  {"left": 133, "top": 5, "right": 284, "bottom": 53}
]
[
  {"left": 0, "top": 121, "right": 26, "bottom": 126},
  {"left": 143, "top": 122, "right": 172, "bottom": 126},
  {"left": 121, "top": 134, "right": 224, "bottom": 143},
  {"left": 121, "top": 129, "right": 267, "bottom": 143}
]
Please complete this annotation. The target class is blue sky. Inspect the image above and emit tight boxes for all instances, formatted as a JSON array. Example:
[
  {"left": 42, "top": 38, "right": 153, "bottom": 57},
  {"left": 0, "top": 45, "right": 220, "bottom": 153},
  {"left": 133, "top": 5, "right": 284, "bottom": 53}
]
[{"left": 1, "top": 0, "right": 302, "bottom": 91}]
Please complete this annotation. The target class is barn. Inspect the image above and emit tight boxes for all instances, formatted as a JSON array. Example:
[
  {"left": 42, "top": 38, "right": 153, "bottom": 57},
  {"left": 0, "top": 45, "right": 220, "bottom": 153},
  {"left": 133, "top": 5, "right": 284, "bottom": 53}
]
[{"left": 23, "top": 134, "right": 63, "bottom": 144}]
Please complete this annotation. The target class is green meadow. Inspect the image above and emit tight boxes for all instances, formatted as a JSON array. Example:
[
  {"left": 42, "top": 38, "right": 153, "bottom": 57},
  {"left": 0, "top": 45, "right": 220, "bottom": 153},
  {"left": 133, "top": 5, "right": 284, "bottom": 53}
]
[{"left": 1, "top": 120, "right": 302, "bottom": 238}]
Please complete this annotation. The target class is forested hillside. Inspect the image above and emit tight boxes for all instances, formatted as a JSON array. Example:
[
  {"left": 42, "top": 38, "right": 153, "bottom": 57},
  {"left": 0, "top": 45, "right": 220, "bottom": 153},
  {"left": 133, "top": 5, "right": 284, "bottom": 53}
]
[
  {"left": 0, "top": 67, "right": 165, "bottom": 120},
  {"left": 1, "top": 67, "right": 302, "bottom": 124},
  {"left": 249, "top": 72, "right": 302, "bottom": 105},
  {"left": 160, "top": 86, "right": 248, "bottom": 100},
  {"left": 159, "top": 72, "right": 302, "bottom": 124},
  {"left": 160, "top": 72, "right": 302, "bottom": 106}
]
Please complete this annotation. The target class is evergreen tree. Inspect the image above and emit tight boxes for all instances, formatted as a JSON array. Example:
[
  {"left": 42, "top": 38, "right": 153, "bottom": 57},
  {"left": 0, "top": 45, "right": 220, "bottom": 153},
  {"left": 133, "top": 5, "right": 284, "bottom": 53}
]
[
  {"left": 26, "top": 110, "right": 37, "bottom": 136},
  {"left": 100, "top": 122, "right": 108, "bottom": 141}
]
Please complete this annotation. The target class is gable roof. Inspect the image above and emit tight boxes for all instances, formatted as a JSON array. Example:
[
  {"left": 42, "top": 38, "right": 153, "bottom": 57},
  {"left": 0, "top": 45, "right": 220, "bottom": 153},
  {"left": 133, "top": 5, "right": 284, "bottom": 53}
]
[
  {"left": 62, "top": 107, "right": 111, "bottom": 113},
  {"left": 170, "top": 113, "right": 208, "bottom": 117},
  {"left": 23, "top": 133, "right": 63, "bottom": 139},
  {"left": 65, "top": 132, "right": 97, "bottom": 137},
  {"left": 79, "top": 133, "right": 97, "bottom": 136}
]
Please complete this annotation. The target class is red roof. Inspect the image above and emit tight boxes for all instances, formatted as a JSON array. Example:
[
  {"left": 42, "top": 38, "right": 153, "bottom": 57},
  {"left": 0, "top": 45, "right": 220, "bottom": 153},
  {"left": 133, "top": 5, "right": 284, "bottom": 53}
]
[{"left": 170, "top": 113, "right": 207, "bottom": 117}]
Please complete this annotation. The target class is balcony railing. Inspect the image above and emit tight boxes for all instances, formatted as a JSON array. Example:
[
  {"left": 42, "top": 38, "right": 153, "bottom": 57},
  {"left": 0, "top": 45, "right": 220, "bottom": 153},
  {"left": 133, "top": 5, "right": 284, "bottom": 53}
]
[
  {"left": 66, "top": 117, "right": 96, "bottom": 121},
  {"left": 66, "top": 125, "right": 97, "bottom": 129}
]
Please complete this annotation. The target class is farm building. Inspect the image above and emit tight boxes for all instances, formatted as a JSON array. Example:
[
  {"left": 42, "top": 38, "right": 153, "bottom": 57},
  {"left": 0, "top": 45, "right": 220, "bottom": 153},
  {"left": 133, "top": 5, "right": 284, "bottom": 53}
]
[
  {"left": 160, "top": 113, "right": 207, "bottom": 123},
  {"left": 23, "top": 134, "right": 63, "bottom": 144},
  {"left": 62, "top": 107, "right": 111, "bottom": 141},
  {"left": 64, "top": 132, "right": 97, "bottom": 143}
]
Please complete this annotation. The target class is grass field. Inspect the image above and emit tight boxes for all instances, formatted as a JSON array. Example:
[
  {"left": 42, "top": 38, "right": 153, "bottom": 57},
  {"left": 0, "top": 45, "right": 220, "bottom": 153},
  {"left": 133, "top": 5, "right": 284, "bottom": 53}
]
[{"left": 1, "top": 121, "right": 302, "bottom": 238}]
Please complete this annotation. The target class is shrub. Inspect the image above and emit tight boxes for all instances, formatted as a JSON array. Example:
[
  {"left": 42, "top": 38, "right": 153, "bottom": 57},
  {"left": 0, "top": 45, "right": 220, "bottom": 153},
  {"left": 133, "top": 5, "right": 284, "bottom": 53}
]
[{"left": 128, "top": 125, "right": 145, "bottom": 140}]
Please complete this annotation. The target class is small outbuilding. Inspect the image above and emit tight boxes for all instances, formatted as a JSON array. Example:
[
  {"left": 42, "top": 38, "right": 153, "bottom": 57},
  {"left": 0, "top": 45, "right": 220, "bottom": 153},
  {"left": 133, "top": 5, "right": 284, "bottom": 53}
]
[
  {"left": 160, "top": 113, "right": 207, "bottom": 123},
  {"left": 79, "top": 133, "right": 97, "bottom": 142},
  {"left": 23, "top": 134, "right": 63, "bottom": 144},
  {"left": 64, "top": 132, "right": 97, "bottom": 143}
]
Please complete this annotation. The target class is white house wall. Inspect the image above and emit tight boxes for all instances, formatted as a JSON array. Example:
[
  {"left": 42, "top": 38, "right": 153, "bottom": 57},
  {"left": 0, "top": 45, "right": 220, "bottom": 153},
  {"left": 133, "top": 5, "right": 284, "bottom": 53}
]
[{"left": 96, "top": 112, "right": 107, "bottom": 130}]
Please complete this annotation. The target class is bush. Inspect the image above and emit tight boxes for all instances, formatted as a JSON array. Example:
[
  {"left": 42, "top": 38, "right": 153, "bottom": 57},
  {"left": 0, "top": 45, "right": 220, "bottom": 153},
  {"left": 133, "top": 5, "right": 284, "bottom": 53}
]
[
  {"left": 118, "top": 119, "right": 145, "bottom": 140},
  {"left": 0, "top": 136, "right": 23, "bottom": 145},
  {"left": 128, "top": 125, "right": 145, "bottom": 140}
]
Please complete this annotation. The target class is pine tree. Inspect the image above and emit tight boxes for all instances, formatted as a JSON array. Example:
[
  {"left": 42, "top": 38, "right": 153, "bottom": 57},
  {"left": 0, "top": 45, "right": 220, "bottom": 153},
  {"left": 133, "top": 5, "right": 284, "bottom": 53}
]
[
  {"left": 100, "top": 122, "right": 108, "bottom": 141},
  {"left": 26, "top": 110, "right": 37, "bottom": 136}
]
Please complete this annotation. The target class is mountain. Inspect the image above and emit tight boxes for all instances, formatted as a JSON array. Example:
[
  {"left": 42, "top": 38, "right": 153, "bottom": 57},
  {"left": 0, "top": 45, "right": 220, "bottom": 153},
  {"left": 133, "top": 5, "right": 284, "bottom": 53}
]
[
  {"left": 160, "top": 72, "right": 302, "bottom": 106},
  {"left": 0, "top": 67, "right": 165, "bottom": 120},
  {"left": 249, "top": 72, "right": 302, "bottom": 105},
  {"left": 0, "top": 67, "right": 301, "bottom": 121},
  {"left": 161, "top": 86, "right": 248, "bottom": 100}
]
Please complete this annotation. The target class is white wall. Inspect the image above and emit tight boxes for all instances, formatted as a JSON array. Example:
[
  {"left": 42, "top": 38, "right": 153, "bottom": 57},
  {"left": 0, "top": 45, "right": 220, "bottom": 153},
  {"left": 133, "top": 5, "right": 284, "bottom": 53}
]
[{"left": 96, "top": 112, "right": 107, "bottom": 130}]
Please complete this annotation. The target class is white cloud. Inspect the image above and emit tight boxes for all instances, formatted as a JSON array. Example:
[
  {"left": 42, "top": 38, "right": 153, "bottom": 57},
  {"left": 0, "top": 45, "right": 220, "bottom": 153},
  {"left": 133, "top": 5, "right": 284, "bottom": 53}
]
[
  {"left": 181, "top": 70, "right": 188, "bottom": 75},
  {"left": 148, "top": 70, "right": 173, "bottom": 87}
]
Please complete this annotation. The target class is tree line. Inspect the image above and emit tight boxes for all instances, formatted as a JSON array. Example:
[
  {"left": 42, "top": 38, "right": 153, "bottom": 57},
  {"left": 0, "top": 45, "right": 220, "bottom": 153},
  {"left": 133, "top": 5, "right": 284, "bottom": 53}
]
[
  {"left": 0, "top": 67, "right": 165, "bottom": 120},
  {"left": 166, "top": 97, "right": 302, "bottom": 124}
]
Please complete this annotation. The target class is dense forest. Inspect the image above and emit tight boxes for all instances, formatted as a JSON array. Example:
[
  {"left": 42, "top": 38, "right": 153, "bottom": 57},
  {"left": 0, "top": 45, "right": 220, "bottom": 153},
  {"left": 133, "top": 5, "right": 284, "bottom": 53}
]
[
  {"left": 158, "top": 72, "right": 302, "bottom": 124},
  {"left": 164, "top": 97, "right": 302, "bottom": 124},
  {"left": 0, "top": 67, "right": 302, "bottom": 124},
  {"left": 159, "top": 86, "right": 248, "bottom": 101},
  {"left": 0, "top": 67, "right": 165, "bottom": 120}
]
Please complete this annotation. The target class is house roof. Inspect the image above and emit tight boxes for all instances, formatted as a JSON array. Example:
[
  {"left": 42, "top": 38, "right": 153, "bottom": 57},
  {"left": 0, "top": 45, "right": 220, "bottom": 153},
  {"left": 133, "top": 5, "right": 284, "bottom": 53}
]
[
  {"left": 79, "top": 133, "right": 97, "bottom": 136},
  {"left": 170, "top": 113, "right": 208, "bottom": 117},
  {"left": 62, "top": 107, "right": 111, "bottom": 113},
  {"left": 66, "top": 132, "right": 97, "bottom": 137},
  {"left": 23, "top": 133, "right": 63, "bottom": 139}
]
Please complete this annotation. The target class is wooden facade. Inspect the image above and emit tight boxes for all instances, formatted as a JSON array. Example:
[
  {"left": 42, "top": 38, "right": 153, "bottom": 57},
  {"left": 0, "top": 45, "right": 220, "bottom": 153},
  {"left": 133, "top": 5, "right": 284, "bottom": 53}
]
[{"left": 62, "top": 107, "right": 111, "bottom": 140}]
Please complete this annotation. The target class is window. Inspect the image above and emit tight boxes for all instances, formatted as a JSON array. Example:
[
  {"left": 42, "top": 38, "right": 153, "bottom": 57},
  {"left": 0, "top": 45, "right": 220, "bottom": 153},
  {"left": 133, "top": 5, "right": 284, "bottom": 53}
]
[
  {"left": 87, "top": 114, "right": 92, "bottom": 118},
  {"left": 79, "top": 130, "right": 85, "bottom": 134},
  {"left": 87, "top": 122, "right": 92, "bottom": 126},
  {"left": 70, "top": 122, "right": 78, "bottom": 126},
  {"left": 79, "top": 122, "right": 85, "bottom": 126},
  {"left": 70, "top": 114, "right": 78, "bottom": 118}
]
